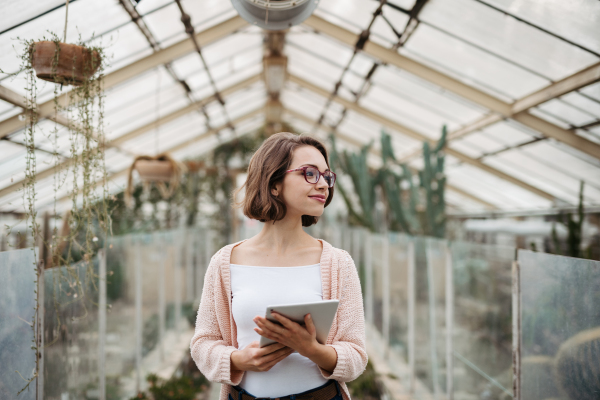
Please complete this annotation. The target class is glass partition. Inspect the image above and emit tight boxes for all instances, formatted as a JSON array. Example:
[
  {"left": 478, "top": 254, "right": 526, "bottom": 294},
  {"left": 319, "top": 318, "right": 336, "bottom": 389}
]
[
  {"left": 387, "top": 232, "right": 411, "bottom": 384},
  {"left": 370, "top": 233, "right": 385, "bottom": 335},
  {"left": 43, "top": 257, "right": 101, "bottom": 399},
  {"left": 0, "top": 248, "right": 37, "bottom": 400},
  {"left": 451, "top": 241, "right": 514, "bottom": 400},
  {"left": 518, "top": 250, "right": 600, "bottom": 400}
]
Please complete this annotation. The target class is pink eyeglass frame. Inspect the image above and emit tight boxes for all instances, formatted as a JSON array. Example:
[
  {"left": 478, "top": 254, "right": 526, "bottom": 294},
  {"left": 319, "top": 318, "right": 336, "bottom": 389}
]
[{"left": 285, "top": 166, "right": 337, "bottom": 187}]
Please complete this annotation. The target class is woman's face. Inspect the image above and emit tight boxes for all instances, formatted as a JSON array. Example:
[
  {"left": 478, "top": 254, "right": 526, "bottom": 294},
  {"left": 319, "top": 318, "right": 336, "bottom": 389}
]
[{"left": 272, "top": 145, "right": 330, "bottom": 218}]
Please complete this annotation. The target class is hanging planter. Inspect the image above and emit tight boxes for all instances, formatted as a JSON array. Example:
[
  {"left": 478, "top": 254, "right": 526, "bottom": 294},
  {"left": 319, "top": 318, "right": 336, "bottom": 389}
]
[
  {"left": 30, "top": 41, "right": 101, "bottom": 86},
  {"left": 126, "top": 154, "right": 186, "bottom": 206}
]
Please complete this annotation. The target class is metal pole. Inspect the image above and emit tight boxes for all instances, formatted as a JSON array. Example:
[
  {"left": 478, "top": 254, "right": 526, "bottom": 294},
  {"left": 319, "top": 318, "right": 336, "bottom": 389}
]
[
  {"left": 186, "top": 230, "right": 194, "bottom": 302},
  {"left": 382, "top": 233, "right": 390, "bottom": 360},
  {"left": 445, "top": 244, "right": 454, "bottom": 400},
  {"left": 98, "top": 249, "right": 106, "bottom": 400},
  {"left": 407, "top": 240, "right": 415, "bottom": 394},
  {"left": 426, "top": 239, "right": 441, "bottom": 399},
  {"left": 365, "top": 231, "right": 373, "bottom": 326},
  {"left": 36, "top": 260, "right": 44, "bottom": 400},
  {"left": 158, "top": 241, "right": 166, "bottom": 363},
  {"left": 174, "top": 231, "right": 182, "bottom": 336},
  {"left": 135, "top": 238, "right": 143, "bottom": 394},
  {"left": 196, "top": 231, "right": 204, "bottom": 301},
  {"left": 512, "top": 260, "right": 521, "bottom": 400}
]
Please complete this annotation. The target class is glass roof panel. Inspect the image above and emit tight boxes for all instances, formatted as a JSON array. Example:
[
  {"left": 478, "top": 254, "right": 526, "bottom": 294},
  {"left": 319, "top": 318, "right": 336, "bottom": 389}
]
[
  {"left": 536, "top": 98, "right": 597, "bottom": 127},
  {"left": 0, "top": 0, "right": 131, "bottom": 78},
  {"left": 419, "top": 0, "right": 599, "bottom": 81},
  {"left": 313, "top": 1, "right": 381, "bottom": 35},
  {"left": 559, "top": 92, "right": 600, "bottom": 120},
  {"left": 482, "top": 153, "right": 580, "bottom": 204},
  {"left": 369, "top": 66, "right": 487, "bottom": 124},
  {"left": 484, "top": 0, "right": 600, "bottom": 55},
  {"left": 360, "top": 86, "right": 446, "bottom": 140},
  {"left": 401, "top": 23, "right": 551, "bottom": 101},
  {"left": 445, "top": 162, "right": 553, "bottom": 209},
  {"left": 580, "top": 82, "right": 600, "bottom": 102},
  {"left": 1, "top": 0, "right": 66, "bottom": 33}
]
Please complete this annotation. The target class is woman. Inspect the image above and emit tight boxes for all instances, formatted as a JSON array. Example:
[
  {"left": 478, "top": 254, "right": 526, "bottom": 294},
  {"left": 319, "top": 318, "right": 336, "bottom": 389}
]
[{"left": 190, "top": 132, "right": 367, "bottom": 400}]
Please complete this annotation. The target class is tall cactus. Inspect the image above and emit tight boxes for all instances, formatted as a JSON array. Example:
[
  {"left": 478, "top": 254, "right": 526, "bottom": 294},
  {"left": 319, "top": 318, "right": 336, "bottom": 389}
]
[
  {"left": 379, "top": 126, "right": 447, "bottom": 237},
  {"left": 330, "top": 125, "right": 447, "bottom": 237},
  {"left": 329, "top": 133, "right": 380, "bottom": 231},
  {"left": 419, "top": 125, "right": 447, "bottom": 238}
]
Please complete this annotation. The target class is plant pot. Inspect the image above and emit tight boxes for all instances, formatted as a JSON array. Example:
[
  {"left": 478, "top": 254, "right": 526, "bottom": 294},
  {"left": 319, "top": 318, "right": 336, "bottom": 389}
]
[
  {"left": 30, "top": 41, "right": 101, "bottom": 86},
  {"left": 135, "top": 160, "right": 174, "bottom": 182}
]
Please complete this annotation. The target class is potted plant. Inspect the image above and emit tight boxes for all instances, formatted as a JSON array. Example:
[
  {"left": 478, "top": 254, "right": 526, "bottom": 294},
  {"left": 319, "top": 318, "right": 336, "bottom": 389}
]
[
  {"left": 126, "top": 154, "right": 185, "bottom": 206},
  {"left": 30, "top": 40, "right": 101, "bottom": 86}
]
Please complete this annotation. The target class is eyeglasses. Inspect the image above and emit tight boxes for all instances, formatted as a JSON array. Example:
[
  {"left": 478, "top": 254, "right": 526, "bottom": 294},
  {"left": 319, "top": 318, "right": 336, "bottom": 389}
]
[{"left": 285, "top": 166, "right": 336, "bottom": 188}]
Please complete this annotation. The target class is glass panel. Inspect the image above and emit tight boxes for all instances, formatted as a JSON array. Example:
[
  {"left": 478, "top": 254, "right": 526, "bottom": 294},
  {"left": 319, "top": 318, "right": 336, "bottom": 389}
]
[
  {"left": 518, "top": 250, "right": 600, "bottom": 400},
  {"left": 43, "top": 258, "right": 100, "bottom": 399},
  {"left": 371, "top": 234, "right": 385, "bottom": 335},
  {"left": 420, "top": 0, "right": 599, "bottom": 81},
  {"left": 451, "top": 241, "right": 515, "bottom": 400},
  {"left": 426, "top": 238, "right": 447, "bottom": 396},
  {"left": 402, "top": 23, "right": 550, "bottom": 100},
  {"left": 484, "top": 0, "right": 600, "bottom": 55},
  {"left": 0, "top": 248, "right": 37, "bottom": 400},
  {"left": 388, "top": 232, "right": 411, "bottom": 383},
  {"left": 104, "top": 235, "right": 138, "bottom": 398}
]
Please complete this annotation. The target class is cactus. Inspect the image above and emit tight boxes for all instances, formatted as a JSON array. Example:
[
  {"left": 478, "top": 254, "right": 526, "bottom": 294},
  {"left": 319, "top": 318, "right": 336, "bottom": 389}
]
[
  {"left": 330, "top": 124, "right": 447, "bottom": 237},
  {"left": 554, "top": 326, "right": 600, "bottom": 400},
  {"left": 379, "top": 126, "right": 447, "bottom": 237},
  {"left": 329, "top": 133, "right": 380, "bottom": 231},
  {"left": 552, "top": 181, "right": 585, "bottom": 258},
  {"left": 419, "top": 125, "right": 447, "bottom": 238}
]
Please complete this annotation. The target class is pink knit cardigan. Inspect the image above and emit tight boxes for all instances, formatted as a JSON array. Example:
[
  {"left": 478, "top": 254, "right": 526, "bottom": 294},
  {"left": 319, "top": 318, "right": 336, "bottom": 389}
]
[{"left": 190, "top": 238, "right": 368, "bottom": 400}]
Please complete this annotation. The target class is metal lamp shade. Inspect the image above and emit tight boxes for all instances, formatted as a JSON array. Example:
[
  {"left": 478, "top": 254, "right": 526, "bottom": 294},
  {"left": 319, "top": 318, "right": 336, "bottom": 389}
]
[{"left": 231, "top": 0, "right": 320, "bottom": 30}]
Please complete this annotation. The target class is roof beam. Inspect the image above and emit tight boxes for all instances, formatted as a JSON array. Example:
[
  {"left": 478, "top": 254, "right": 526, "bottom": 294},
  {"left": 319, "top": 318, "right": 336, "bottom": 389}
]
[
  {"left": 0, "top": 74, "right": 261, "bottom": 200},
  {"left": 283, "top": 107, "right": 498, "bottom": 210},
  {"left": 302, "top": 15, "right": 600, "bottom": 161},
  {"left": 0, "top": 15, "right": 248, "bottom": 139},
  {"left": 288, "top": 73, "right": 557, "bottom": 202},
  {"left": 43, "top": 106, "right": 264, "bottom": 208}
]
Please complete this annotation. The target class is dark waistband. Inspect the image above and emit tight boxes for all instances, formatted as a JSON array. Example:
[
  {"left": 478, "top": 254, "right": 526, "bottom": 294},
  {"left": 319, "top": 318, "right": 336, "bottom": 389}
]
[{"left": 230, "top": 379, "right": 340, "bottom": 400}]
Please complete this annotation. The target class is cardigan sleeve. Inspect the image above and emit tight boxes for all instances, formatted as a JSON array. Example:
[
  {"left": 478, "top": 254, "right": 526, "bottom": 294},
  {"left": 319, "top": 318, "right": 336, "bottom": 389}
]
[
  {"left": 190, "top": 251, "right": 245, "bottom": 385},
  {"left": 318, "top": 250, "right": 368, "bottom": 382}
]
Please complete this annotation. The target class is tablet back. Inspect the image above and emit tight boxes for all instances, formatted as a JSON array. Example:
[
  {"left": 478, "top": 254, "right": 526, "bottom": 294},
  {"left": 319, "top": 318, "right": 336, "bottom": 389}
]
[{"left": 259, "top": 299, "right": 339, "bottom": 348}]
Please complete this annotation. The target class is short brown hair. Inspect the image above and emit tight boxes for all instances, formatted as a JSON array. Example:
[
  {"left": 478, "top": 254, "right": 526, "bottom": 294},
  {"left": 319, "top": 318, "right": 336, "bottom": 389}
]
[{"left": 232, "top": 132, "right": 334, "bottom": 227}]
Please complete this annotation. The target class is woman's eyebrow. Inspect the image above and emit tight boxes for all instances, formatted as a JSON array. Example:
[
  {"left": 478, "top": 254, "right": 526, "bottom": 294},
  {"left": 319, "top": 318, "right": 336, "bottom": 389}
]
[{"left": 301, "top": 163, "right": 330, "bottom": 171}]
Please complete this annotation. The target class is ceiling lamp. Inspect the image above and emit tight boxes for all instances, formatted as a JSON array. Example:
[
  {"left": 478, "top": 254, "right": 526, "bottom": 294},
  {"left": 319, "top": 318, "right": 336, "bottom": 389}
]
[
  {"left": 231, "top": 0, "right": 320, "bottom": 30},
  {"left": 263, "top": 54, "right": 287, "bottom": 96}
]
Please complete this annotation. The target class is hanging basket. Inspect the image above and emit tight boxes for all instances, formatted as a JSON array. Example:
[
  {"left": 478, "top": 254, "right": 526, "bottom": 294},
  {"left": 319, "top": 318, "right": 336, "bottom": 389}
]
[
  {"left": 125, "top": 154, "right": 186, "bottom": 206},
  {"left": 30, "top": 41, "right": 101, "bottom": 86},
  {"left": 135, "top": 160, "right": 174, "bottom": 182}
]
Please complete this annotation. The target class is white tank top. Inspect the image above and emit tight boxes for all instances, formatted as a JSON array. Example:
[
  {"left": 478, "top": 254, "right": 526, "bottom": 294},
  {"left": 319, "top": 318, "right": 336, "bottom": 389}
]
[{"left": 230, "top": 263, "right": 329, "bottom": 397}]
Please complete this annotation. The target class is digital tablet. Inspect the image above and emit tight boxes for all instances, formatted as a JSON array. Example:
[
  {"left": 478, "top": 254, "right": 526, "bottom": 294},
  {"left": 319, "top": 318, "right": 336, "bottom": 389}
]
[{"left": 258, "top": 300, "right": 339, "bottom": 348}]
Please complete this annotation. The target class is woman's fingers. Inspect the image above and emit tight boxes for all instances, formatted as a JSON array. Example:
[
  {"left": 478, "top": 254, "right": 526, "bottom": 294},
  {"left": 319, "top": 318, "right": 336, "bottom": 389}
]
[{"left": 264, "top": 348, "right": 294, "bottom": 370}]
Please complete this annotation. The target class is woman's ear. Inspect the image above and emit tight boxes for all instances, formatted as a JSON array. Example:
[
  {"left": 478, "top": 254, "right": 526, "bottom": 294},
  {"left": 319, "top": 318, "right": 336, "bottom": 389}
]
[{"left": 271, "top": 182, "right": 282, "bottom": 197}]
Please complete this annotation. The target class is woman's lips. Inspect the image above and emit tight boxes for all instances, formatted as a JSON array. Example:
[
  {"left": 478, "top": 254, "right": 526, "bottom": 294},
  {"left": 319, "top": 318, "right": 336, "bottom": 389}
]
[{"left": 309, "top": 196, "right": 326, "bottom": 203}]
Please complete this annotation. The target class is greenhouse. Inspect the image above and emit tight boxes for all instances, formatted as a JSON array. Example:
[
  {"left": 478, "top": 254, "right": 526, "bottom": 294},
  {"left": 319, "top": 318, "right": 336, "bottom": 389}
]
[{"left": 0, "top": 0, "right": 599, "bottom": 399}]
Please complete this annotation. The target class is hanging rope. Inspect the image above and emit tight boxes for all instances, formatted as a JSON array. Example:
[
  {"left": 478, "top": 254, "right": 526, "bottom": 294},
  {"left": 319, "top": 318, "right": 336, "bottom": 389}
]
[
  {"left": 63, "top": 0, "right": 70, "bottom": 42},
  {"left": 155, "top": 67, "right": 161, "bottom": 155}
]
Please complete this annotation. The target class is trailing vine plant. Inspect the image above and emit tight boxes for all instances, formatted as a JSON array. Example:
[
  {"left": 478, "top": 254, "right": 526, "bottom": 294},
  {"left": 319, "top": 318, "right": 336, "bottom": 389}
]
[{"left": 5, "top": 29, "right": 110, "bottom": 395}]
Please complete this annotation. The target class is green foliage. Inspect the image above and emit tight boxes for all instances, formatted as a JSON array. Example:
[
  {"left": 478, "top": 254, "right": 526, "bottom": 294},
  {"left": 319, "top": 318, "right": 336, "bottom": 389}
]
[
  {"left": 328, "top": 134, "right": 381, "bottom": 231},
  {"left": 3, "top": 30, "right": 110, "bottom": 396},
  {"left": 347, "top": 359, "right": 381, "bottom": 399},
  {"left": 130, "top": 373, "right": 209, "bottom": 400},
  {"left": 329, "top": 125, "right": 448, "bottom": 237},
  {"left": 552, "top": 181, "right": 586, "bottom": 258}
]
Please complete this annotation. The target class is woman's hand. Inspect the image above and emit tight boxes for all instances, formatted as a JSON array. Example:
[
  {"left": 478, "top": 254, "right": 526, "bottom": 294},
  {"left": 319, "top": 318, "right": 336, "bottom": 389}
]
[
  {"left": 253, "top": 312, "right": 319, "bottom": 358},
  {"left": 231, "top": 341, "right": 294, "bottom": 372}
]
